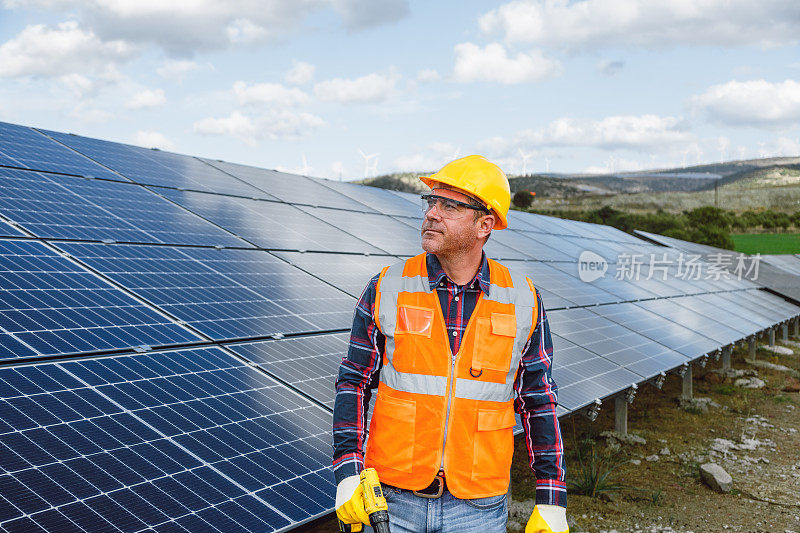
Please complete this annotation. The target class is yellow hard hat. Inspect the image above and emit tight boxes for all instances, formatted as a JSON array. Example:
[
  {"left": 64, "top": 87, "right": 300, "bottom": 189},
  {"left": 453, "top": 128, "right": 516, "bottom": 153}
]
[{"left": 419, "top": 155, "right": 510, "bottom": 230}]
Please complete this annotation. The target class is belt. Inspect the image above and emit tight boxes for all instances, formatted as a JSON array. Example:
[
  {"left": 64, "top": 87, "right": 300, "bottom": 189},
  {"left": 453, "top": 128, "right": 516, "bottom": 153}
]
[{"left": 412, "top": 470, "right": 446, "bottom": 499}]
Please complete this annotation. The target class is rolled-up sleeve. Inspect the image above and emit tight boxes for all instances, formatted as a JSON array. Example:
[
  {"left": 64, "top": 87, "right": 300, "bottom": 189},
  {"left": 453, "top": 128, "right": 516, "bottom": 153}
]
[
  {"left": 332, "top": 274, "right": 385, "bottom": 484},
  {"left": 513, "top": 289, "right": 567, "bottom": 507}
]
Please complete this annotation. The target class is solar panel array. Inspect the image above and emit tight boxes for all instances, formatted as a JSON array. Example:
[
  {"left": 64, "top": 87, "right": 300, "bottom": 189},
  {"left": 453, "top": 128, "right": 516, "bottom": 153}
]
[{"left": 2, "top": 120, "right": 800, "bottom": 531}]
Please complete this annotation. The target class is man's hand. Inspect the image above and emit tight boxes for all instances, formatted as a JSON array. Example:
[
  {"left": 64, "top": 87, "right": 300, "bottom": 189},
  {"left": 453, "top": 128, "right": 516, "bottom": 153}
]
[
  {"left": 526, "top": 504, "right": 569, "bottom": 533},
  {"left": 335, "top": 474, "right": 370, "bottom": 529}
]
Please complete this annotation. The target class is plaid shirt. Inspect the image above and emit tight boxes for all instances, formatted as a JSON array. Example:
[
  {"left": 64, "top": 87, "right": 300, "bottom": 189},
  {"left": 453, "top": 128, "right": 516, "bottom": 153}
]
[{"left": 332, "top": 252, "right": 567, "bottom": 507}]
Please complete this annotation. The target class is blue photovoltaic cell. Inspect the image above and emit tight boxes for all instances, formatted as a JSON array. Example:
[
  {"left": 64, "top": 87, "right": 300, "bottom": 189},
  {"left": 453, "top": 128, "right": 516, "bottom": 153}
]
[
  {"left": 158, "top": 189, "right": 384, "bottom": 254},
  {"left": 298, "top": 207, "right": 422, "bottom": 256},
  {"left": 0, "top": 240, "right": 200, "bottom": 361},
  {"left": 0, "top": 347, "right": 335, "bottom": 532},
  {"left": 226, "top": 333, "right": 350, "bottom": 409},
  {"left": 549, "top": 308, "right": 688, "bottom": 379},
  {"left": 54, "top": 243, "right": 356, "bottom": 339},
  {"left": 550, "top": 334, "right": 640, "bottom": 411},
  {"left": 0, "top": 122, "right": 121, "bottom": 181},
  {"left": 503, "top": 260, "right": 617, "bottom": 309},
  {"left": 315, "top": 179, "right": 419, "bottom": 217},
  {"left": 41, "top": 130, "right": 268, "bottom": 196},
  {"left": 272, "top": 251, "right": 399, "bottom": 298},
  {"left": 0, "top": 220, "right": 25, "bottom": 237},
  {"left": 0, "top": 167, "right": 247, "bottom": 247},
  {"left": 202, "top": 159, "right": 374, "bottom": 212}
]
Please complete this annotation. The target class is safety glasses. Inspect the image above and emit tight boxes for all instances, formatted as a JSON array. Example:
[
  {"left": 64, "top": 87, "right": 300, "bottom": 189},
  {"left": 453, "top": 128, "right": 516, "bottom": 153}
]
[{"left": 421, "top": 194, "right": 490, "bottom": 219}]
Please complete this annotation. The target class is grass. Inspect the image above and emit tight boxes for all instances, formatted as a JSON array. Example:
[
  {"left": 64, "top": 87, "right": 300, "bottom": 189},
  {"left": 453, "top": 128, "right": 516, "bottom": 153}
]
[{"left": 730, "top": 232, "right": 800, "bottom": 254}]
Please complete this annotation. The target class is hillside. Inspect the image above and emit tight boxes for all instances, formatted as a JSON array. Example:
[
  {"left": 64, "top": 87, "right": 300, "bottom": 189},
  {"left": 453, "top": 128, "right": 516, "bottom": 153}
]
[{"left": 356, "top": 157, "right": 800, "bottom": 213}]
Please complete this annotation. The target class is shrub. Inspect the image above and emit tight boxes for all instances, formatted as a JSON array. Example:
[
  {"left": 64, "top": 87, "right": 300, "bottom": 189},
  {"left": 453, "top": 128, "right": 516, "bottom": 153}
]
[{"left": 512, "top": 190, "right": 534, "bottom": 209}]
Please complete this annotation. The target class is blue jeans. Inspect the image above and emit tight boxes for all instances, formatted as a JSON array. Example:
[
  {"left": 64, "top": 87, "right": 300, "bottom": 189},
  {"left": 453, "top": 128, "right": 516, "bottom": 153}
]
[{"left": 380, "top": 483, "right": 508, "bottom": 533}]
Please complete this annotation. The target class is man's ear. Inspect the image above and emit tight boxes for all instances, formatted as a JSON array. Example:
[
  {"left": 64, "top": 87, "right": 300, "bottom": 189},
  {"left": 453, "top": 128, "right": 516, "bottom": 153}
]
[{"left": 477, "top": 214, "right": 495, "bottom": 238}]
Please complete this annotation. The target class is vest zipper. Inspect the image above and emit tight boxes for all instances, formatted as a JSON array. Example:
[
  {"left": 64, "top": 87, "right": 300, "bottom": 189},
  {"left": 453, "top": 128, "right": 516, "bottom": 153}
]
[{"left": 437, "top": 291, "right": 483, "bottom": 472}]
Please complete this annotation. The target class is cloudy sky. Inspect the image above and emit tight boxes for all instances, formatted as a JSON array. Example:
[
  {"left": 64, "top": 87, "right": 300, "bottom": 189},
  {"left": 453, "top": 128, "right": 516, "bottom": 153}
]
[{"left": 1, "top": 1, "right": 799, "bottom": 179}]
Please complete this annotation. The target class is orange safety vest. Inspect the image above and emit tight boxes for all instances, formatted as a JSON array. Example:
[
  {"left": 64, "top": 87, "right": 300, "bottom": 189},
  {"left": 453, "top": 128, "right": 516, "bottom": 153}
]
[{"left": 364, "top": 253, "right": 538, "bottom": 499}]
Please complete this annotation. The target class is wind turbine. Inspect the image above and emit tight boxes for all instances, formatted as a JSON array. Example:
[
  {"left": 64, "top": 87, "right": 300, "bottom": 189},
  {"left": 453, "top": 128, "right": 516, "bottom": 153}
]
[
  {"left": 544, "top": 157, "right": 550, "bottom": 173},
  {"left": 358, "top": 148, "right": 378, "bottom": 179},
  {"left": 738, "top": 147, "right": 746, "bottom": 161},
  {"left": 300, "top": 155, "right": 310, "bottom": 176},
  {"left": 452, "top": 146, "right": 461, "bottom": 160},
  {"left": 649, "top": 153, "right": 656, "bottom": 169},
  {"left": 682, "top": 149, "right": 689, "bottom": 168},
  {"left": 605, "top": 156, "right": 615, "bottom": 174},
  {"left": 718, "top": 137, "right": 729, "bottom": 163},
  {"left": 694, "top": 144, "right": 703, "bottom": 165},
  {"left": 518, "top": 148, "right": 533, "bottom": 176}
]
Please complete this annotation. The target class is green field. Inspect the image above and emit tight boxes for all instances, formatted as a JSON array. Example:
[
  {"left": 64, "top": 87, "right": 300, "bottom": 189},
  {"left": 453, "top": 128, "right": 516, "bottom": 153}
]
[{"left": 731, "top": 233, "right": 800, "bottom": 254}]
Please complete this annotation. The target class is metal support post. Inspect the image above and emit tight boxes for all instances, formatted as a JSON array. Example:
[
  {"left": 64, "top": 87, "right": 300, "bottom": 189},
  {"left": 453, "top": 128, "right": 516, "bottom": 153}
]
[
  {"left": 794, "top": 317, "right": 799, "bottom": 338},
  {"left": 722, "top": 345, "right": 732, "bottom": 371},
  {"left": 682, "top": 364, "right": 693, "bottom": 400},
  {"left": 782, "top": 322, "right": 789, "bottom": 342},
  {"left": 614, "top": 395, "right": 627, "bottom": 435},
  {"left": 748, "top": 336, "right": 756, "bottom": 361},
  {"left": 769, "top": 328, "right": 775, "bottom": 347}
]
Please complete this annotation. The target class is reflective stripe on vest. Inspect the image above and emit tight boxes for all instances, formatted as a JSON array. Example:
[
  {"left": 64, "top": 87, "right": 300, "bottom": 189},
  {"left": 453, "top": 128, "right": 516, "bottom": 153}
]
[{"left": 376, "top": 259, "right": 535, "bottom": 402}]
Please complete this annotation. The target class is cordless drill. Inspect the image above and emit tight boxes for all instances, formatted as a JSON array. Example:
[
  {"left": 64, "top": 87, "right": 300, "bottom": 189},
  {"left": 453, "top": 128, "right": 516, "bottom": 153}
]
[{"left": 338, "top": 468, "right": 391, "bottom": 533}]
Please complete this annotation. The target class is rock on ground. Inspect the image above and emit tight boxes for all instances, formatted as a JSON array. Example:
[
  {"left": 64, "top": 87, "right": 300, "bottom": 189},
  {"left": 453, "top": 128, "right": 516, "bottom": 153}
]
[
  {"left": 734, "top": 377, "right": 766, "bottom": 389},
  {"left": 700, "top": 463, "right": 733, "bottom": 492},
  {"left": 760, "top": 345, "right": 794, "bottom": 356}
]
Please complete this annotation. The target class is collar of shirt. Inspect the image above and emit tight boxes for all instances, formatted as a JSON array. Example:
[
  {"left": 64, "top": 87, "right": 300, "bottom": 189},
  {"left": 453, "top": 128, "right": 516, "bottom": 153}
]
[{"left": 425, "top": 252, "right": 491, "bottom": 295}]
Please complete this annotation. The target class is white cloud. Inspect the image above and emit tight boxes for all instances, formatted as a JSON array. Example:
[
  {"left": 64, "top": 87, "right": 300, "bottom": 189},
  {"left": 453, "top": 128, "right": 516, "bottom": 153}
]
[
  {"left": 233, "top": 80, "right": 309, "bottom": 106},
  {"left": 417, "top": 68, "right": 440, "bottom": 82},
  {"left": 194, "top": 112, "right": 259, "bottom": 144},
  {"left": 479, "top": 0, "right": 800, "bottom": 50},
  {"left": 193, "top": 109, "right": 324, "bottom": 144},
  {"left": 157, "top": 59, "right": 201, "bottom": 80},
  {"left": 132, "top": 130, "right": 176, "bottom": 150},
  {"left": 583, "top": 157, "right": 643, "bottom": 174},
  {"left": 285, "top": 61, "right": 315, "bottom": 85},
  {"left": 126, "top": 88, "right": 166, "bottom": 109},
  {"left": 8, "top": 1, "right": 409, "bottom": 55},
  {"left": 0, "top": 21, "right": 135, "bottom": 78},
  {"left": 393, "top": 142, "right": 462, "bottom": 172},
  {"left": 477, "top": 115, "right": 694, "bottom": 155},
  {"left": 597, "top": 59, "right": 624, "bottom": 76},
  {"left": 452, "top": 43, "right": 561, "bottom": 84},
  {"left": 314, "top": 71, "right": 399, "bottom": 103},
  {"left": 691, "top": 79, "right": 800, "bottom": 128}
]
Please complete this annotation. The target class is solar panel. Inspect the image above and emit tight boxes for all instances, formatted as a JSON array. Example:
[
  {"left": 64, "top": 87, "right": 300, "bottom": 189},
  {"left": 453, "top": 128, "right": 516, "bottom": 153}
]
[
  {"left": 505, "top": 260, "right": 618, "bottom": 308},
  {"left": 53, "top": 243, "right": 356, "bottom": 339},
  {"left": 0, "top": 240, "right": 200, "bottom": 361},
  {"left": 550, "top": 334, "right": 640, "bottom": 411},
  {"left": 0, "top": 346, "right": 335, "bottom": 532},
  {"left": 0, "top": 220, "right": 26, "bottom": 237},
  {"left": 201, "top": 160, "right": 373, "bottom": 212},
  {"left": 40, "top": 130, "right": 269, "bottom": 197},
  {"left": 272, "top": 252, "right": 398, "bottom": 298},
  {"left": 589, "top": 302, "right": 720, "bottom": 358},
  {"left": 547, "top": 261, "right": 660, "bottom": 302},
  {"left": 226, "top": 333, "right": 349, "bottom": 409},
  {"left": 297, "top": 207, "right": 422, "bottom": 256},
  {"left": 549, "top": 308, "right": 688, "bottom": 379},
  {"left": 314, "top": 179, "right": 419, "bottom": 217},
  {"left": 157, "top": 189, "right": 384, "bottom": 254},
  {"left": 0, "top": 122, "right": 121, "bottom": 181},
  {"left": 633, "top": 298, "right": 744, "bottom": 346},
  {"left": 0, "top": 167, "right": 247, "bottom": 247}
]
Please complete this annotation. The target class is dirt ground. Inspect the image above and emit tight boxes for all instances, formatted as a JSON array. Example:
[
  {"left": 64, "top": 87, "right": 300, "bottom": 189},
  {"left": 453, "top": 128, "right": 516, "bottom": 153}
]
[
  {"left": 307, "top": 336, "right": 800, "bottom": 533},
  {"left": 509, "top": 336, "right": 800, "bottom": 533}
]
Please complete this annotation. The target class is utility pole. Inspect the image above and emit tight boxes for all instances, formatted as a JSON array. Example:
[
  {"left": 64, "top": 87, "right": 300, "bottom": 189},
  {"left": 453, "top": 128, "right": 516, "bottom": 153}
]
[{"left": 714, "top": 179, "right": 719, "bottom": 208}]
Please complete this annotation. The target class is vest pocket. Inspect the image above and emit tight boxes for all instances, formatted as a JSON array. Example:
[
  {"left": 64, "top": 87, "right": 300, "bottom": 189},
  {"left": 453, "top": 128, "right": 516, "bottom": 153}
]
[
  {"left": 368, "top": 395, "right": 416, "bottom": 473},
  {"left": 471, "top": 313, "right": 516, "bottom": 382},
  {"left": 396, "top": 305, "right": 434, "bottom": 337},
  {"left": 471, "top": 407, "right": 516, "bottom": 481}
]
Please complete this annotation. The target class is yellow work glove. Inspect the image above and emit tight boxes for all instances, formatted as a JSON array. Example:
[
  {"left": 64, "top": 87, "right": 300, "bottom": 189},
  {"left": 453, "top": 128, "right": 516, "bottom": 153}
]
[
  {"left": 526, "top": 504, "right": 569, "bottom": 533},
  {"left": 335, "top": 474, "right": 370, "bottom": 530}
]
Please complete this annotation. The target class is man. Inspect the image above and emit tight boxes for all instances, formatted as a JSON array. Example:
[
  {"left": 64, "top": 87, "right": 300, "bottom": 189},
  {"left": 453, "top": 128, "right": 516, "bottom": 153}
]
[{"left": 333, "top": 155, "right": 567, "bottom": 533}]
